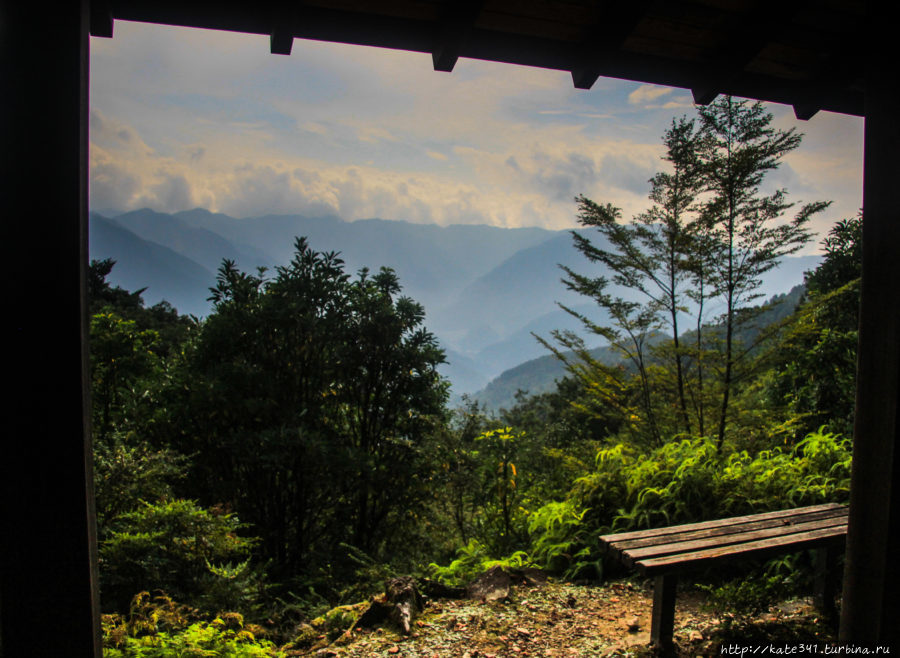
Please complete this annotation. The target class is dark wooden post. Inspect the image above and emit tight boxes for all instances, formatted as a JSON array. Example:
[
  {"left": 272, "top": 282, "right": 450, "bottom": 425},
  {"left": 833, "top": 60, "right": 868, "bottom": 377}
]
[
  {"left": 650, "top": 573, "right": 678, "bottom": 652},
  {"left": 839, "top": 14, "right": 900, "bottom": 645},
  {"left": 812, "top": 546, "right": 838, "bottom": 621},
  {"left": 0, "top": 0, "right": 101, "bottom": 655}
]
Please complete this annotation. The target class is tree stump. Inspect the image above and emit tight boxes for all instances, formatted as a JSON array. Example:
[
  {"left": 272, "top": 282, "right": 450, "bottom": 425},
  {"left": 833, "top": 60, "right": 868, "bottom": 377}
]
[
  {"left": 387, "top": 576, "right": 425, "bottom": 634},
  {"left": 353, "top": 577, "right": 425, "bottom": 636}
]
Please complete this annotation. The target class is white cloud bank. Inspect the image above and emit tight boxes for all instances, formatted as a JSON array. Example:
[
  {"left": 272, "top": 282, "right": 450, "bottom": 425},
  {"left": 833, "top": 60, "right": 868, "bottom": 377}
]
[{"left": 89, "top": 21, "right": 863, "bottom": 241}]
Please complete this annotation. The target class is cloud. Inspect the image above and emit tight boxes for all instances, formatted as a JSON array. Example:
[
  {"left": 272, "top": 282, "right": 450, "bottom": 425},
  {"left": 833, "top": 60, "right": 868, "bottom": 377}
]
[
  {"left": 628, "top": 85, "right": 673, "bottom": 105},
  {"left": 530, "top": 151, "right": 598, "bottom": 201},
  {"left": 89, "top": 146, "right": 143, "bottom": 211},
  {"left": 88, "top": 21, "right": 863, "bottom": 238},
  {"left": 660, "top": 97, "right": 696, "bottom": 110},
  {"left": 597, "top": 151, "right": 657, "bottom": 195},
  {"left": 301, "top": 121, "right": 330, "bottom": 136},
  {"left": 186, "top": 145, "right": 206, "bottom": 162},
  {"left": 90, "top": 109, "right": 154, "bottom": 157},
  {"left": 537, "top": 109, "right": 614, "bottom": 120}
]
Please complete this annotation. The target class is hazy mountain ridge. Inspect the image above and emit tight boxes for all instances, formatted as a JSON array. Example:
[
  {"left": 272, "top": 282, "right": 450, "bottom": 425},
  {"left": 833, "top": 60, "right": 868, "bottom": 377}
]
[
  {"left": 89, "top": 213, "right": 216, "bottom": 318},
  {"left": 114, "top": 208, "right": 272, "bottom": 273},
  {"left": 89, "top": 208, "right": 821, "bottom": 399},
  {"left": 472, "top": 285, "right": 809, "bottom": 412}
]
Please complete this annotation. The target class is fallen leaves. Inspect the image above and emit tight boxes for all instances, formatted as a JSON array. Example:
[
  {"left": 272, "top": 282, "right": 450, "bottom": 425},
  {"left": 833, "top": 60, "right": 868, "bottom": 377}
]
[{"left": 290, "top": 582, "right": 832, "bottom": 657}]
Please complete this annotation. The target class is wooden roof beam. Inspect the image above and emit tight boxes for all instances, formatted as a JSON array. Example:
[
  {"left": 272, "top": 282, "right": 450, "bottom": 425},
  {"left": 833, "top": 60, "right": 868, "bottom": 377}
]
[
  {"left": 571, "top": 2, "right": 654, "bottom": 90},
  {"left": 432, "top": 1, "right": 485, "bottom": 72},
  {"left": 103, "top": 0, "right": 864, "bottom": 116},
  {"left": 792, "top": 52, "right": 864, "bottom": 120},
  {"left": 90, "top": 0, "right": 113, "bottom": 37},
  {"left": 690, "top": 0, "right": 807, "bottom": 106},
  {"left": 270, "top": 5, "right": 300, "bottom": 55},
  {"left": 271, "top": 27, "right": 293, "bottom": 55}
]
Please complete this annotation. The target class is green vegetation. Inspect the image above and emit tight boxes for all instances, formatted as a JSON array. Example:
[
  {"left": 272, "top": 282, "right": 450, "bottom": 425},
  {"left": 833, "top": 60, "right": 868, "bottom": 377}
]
[{"left": 89, "top": 96, "right": 858, "bottom": 652}]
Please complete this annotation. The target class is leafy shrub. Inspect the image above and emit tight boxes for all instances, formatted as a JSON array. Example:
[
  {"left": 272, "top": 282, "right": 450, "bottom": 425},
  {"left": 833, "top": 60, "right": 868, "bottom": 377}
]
[
  {"left": 427, "top": 539, "right": 534, "bottom": 587},
  {"left": 103, "top": 593, "right": 280, "bottom": 657},
  {"left": 528, "top": 499, "right": 600, "bottom": 581},
  {"left": 100, "top": 499, "right": 261, "bottom": 613},
  {"left": 93, "top": 434, "right": 188, "bottom": 525},
  {"left": 527, "top": 428, "right": 851, "bottom": 579}
]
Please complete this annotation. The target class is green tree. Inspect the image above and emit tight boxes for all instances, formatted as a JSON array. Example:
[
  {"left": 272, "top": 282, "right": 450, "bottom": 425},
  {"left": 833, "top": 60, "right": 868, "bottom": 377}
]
[
  {"left": 90, "top": 312, "right": 161, "bottom": 442},
  {"left": 549, "top": 118, "right": 703, "bottom": 443},
  {"left": 768, "top": 214, "right": 862, "bottom": 438},
  {"left": 499, "top": 378, "right": 609, "bottom": 499},
  {"left": 472, "top": 427, "right": 528, "bottom": 556},
  {"left": 93, "top": 436, "right": 188, "bottom": 526},
  {"left": 695, "top": 96, "right": 828, "bottom": 449},
  {"left": 89, "top": 258, "right": 194, "bottom": 359},
  {"left": 427, "top": 398, "right": 490, "bottom": 549},
  {"left": 88, "top": 259, "right": 195, "bottom": 442},
  {"left": 552, "top": 97, "right": 828, "bottom": 448},
  {"left": 88, "top": 262, "right": 252, "bottom": 615},
  {"left": 338, "top": 267, "right": 448, "bottom": 551},
  {"left": 99, "top": 499, "right": 259, "bottom": 612},
  {"left": 156, "top": 238, "right": 447, "bottom": 580}
]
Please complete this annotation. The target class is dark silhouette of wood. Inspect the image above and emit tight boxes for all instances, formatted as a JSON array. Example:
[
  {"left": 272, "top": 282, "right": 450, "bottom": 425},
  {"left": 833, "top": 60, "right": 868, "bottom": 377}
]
[
  {"left": 2, "top": 1, "right": 894, "bottom": 653},
  {"left": 1, "top": 1, "right": 101, "bottom": 655},
  {"left": 839, "top": 22, "right": 900, "bottom": 643},
  {"left": 92, "top": 1, "right": 865, "bottom": 116},
  {"left": 650, "top": 573, "right": 677, "bottom": 654}
]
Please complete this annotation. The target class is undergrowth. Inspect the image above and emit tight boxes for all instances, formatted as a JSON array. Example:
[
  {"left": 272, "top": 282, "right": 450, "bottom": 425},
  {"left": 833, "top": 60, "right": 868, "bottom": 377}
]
[{"left": 102, "top": 591, "right": 282, "bottom": 657}]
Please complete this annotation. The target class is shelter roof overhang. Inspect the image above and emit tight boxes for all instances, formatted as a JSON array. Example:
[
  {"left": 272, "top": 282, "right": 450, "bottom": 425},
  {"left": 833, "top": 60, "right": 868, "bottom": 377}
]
[{"left": 92, "top": 0, "right": 866, "bottom": 120}]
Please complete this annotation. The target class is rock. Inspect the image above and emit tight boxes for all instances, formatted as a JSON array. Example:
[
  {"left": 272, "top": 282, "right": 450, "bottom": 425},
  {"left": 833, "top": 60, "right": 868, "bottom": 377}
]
[
  {"left": 510, "top": 567, "right": 549, "bottom": 588},
  {"left": 467, "top": 566, "right": 512, "bottom": 602},
  {"left": 624, "top": 616, "right": 640, "bottom": 632}
]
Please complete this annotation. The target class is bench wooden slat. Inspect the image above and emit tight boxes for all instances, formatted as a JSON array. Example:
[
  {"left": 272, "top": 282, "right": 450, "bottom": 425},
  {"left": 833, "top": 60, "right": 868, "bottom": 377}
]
[
  {"left": 634, "top": 524, "right": 847, "bottom": 576},
  {"left": 608, "top": 506, "right": 848, "bottom": 554},
  {"left": 622, "top": 514, "right": 847, "bottom": 566},
  {"left": 598, "top": 502, "right": 843, "bottom": 546},
  {"left": 598, "top": 504, "right": 849, "bottom": 650}
]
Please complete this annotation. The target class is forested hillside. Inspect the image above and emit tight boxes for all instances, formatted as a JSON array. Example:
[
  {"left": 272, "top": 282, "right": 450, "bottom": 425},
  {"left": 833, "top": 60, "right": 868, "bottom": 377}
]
[
  {"left": 90, "top": 207, "right": 819, "bottom": 398},
  {"left": 473, "top": 284, "right": 805, "bottom": 413},
  {"left": 90, "top": 98, "right": 858, "bottom": 655}
]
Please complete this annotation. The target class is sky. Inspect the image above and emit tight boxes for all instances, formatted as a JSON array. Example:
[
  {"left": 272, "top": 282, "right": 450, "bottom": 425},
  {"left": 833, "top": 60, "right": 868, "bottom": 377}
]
[{"left": 89, "top": 20, "right": 864, "bottom": 249}]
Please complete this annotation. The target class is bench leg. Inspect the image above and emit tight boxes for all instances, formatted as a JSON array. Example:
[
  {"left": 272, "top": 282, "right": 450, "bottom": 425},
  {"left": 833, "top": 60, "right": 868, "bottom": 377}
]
[
  {"left": 813, "top": 546, "right": 838, "bottom": 619},
  {"left": 651, "top": 573, "right": 678, "bottom": 652}
]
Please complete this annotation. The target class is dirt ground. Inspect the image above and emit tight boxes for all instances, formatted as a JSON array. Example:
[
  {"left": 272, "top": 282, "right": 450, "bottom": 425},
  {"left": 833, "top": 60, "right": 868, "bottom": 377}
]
[{"left": 293, "top": 579, "right": 837, "bottom": 657}]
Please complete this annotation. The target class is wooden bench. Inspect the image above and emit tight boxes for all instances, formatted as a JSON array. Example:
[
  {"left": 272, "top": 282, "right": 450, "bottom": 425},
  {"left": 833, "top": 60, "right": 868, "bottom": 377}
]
[{"left": 598, "top": 502, "right": 849, "bottom": 649}]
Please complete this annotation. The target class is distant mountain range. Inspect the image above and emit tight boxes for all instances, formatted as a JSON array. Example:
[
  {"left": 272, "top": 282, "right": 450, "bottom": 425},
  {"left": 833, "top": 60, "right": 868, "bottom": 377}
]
[
  {"left": 473, "top": 285, "right": 808, "bottom": 412},
  {"left": 89, "top": 208, "right": 821, "bottom": 401}
]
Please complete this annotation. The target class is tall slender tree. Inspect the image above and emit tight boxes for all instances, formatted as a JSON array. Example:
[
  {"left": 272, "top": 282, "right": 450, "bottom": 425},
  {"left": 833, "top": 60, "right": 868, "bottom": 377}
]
[
  {"left": 552, "top": 117, "right": 704, "bottom": 441},
  {"left": 552, "top": 97, "right": 829, "bottom": 448},
  {"left": 695, "top": 96, "right": 828, "bottom": 449}
]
